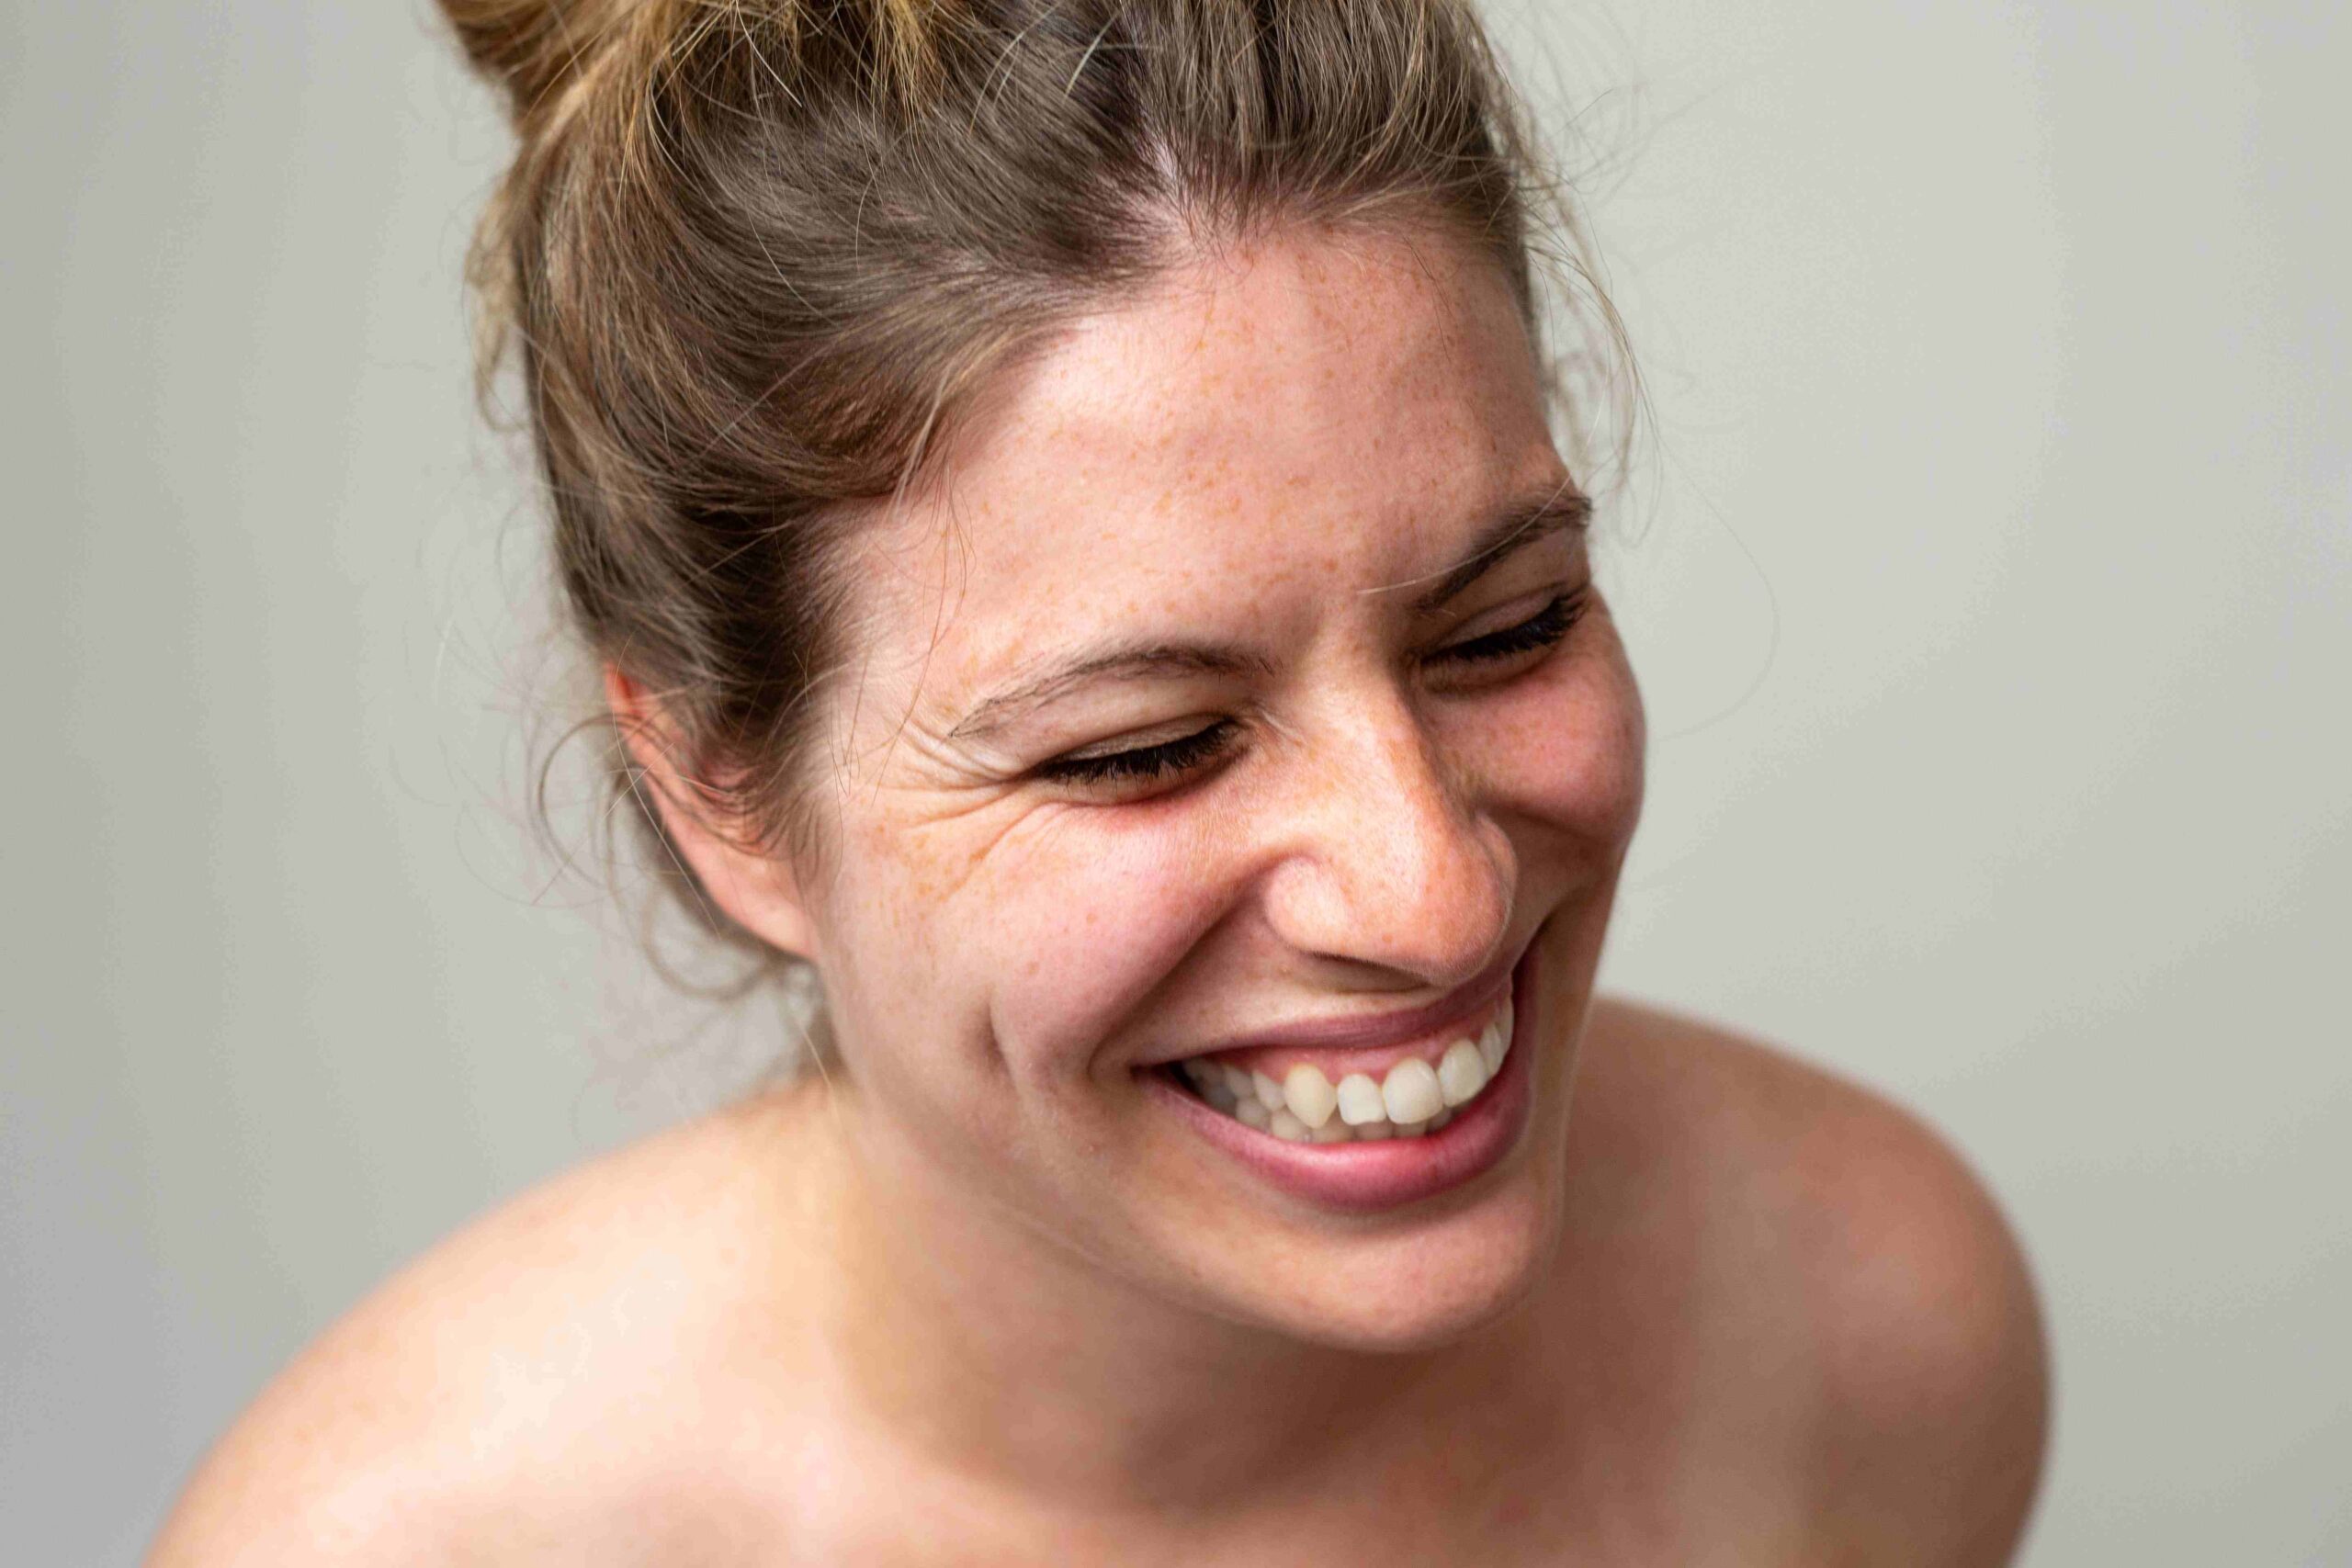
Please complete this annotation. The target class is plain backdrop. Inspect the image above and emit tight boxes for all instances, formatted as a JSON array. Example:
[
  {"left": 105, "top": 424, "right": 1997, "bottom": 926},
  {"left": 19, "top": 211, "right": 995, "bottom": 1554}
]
[{"left": 6, "top": 0, "right": 2347, "bottom": 1561}]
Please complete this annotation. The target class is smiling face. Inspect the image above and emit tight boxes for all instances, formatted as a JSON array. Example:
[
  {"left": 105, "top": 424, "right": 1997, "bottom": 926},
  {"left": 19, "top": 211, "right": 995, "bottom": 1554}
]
[{"left": 773, "top": 224, "right": 1645, "bottom": 1351}]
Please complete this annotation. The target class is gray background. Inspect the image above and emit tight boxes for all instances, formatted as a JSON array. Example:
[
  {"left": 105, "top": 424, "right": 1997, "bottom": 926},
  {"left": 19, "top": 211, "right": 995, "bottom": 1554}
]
[{"left": 6, "top": 0, "right": 2346, "bottom": 1561}]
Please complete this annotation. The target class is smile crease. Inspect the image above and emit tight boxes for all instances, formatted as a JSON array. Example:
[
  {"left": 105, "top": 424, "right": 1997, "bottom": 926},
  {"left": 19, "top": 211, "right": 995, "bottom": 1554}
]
[{"left": 1169, "top": 999, "right": 1515, "bottom": 1144}]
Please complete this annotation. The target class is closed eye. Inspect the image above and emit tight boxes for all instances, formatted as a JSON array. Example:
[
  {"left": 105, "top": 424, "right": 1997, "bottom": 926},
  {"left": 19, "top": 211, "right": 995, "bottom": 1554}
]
[
  {"left": 1032, "top": 717, "right": 1240, "bottom": 788},
  {"left": 1030, "top": 589, "right": 1588, "bottom": 796},
  {"left": 1426, "top": 586, "right": 1589, "bottom": 668}
]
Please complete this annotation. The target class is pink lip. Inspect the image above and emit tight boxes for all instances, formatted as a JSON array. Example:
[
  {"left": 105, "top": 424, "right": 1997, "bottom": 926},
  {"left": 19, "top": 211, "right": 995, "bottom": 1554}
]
[
  {"left": 1140, "top": 941, "right": 1542, "bottom": 1214},
  {"left": 1140, "top": 945, "right": 1521, "bottom": 1066}
]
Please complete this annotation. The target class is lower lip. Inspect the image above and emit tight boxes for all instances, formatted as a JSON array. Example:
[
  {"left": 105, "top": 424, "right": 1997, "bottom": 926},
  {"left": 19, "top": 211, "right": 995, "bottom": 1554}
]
[{"left": 1141, "top": 944, "right": 1542, "bottom": 1214}]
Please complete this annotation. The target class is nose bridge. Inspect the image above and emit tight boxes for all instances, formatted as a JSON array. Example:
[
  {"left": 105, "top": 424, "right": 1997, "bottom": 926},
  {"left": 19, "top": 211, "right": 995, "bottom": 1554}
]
[{"left": 1270, "top": 694, "right": 1512, "bottom": 977}]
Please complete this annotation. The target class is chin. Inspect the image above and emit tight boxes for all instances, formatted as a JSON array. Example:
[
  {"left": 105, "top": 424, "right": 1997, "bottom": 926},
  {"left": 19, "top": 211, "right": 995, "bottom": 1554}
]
[
  {"left": 1281, "top": 1177, "right": 1571, "bottom": 1356},
  {"left": 1127, "top": 1080, "right": 1582, "bottom": 1358}
]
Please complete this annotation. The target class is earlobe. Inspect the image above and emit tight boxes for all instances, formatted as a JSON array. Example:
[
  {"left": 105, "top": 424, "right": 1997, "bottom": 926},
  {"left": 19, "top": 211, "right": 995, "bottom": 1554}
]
[{"left": 602, "top": 664, "right": 823, "bottom": 963}]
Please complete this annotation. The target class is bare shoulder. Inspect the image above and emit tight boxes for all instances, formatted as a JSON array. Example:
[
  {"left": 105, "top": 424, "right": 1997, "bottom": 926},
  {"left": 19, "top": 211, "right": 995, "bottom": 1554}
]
[
  {"left": 146, "top": 1092, "right": 829, "bottom": 1566},
  {"left": 1575, "top": 998, "right": 2051, "bottom": 1566}
]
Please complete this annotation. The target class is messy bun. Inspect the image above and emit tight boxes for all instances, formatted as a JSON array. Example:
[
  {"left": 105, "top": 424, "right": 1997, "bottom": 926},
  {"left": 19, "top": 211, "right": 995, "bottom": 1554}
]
[
  {"left": 435, "top": 0, "right": 1626, "bottom": 1007},
  {"left": 438, "top": 0, "right": 634, "bottom": 125}
]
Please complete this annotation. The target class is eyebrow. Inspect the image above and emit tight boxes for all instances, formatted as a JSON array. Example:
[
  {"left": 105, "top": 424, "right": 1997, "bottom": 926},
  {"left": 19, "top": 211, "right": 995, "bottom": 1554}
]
[
  {"left": 1374, "top": 487, "right": 1593, "bottom": 615},
  {"left": 949, "top": 642, "right": 1275, "bottom": 742},
  {"left": 946, "top": 487, "right": 1591, "bottom": 743}
]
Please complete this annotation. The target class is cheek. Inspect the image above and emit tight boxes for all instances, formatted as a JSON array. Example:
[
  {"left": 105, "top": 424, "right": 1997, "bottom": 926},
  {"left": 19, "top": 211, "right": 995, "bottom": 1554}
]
[
  {"left": 838, "top": 801, "right": 1247, "bottom": 1089},
  {"left": 1464, "top": 641, "right": 1646, "bottom": 849}
]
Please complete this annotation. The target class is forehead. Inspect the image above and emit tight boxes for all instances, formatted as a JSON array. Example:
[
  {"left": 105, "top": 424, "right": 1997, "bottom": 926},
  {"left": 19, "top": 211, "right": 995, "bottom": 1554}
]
[{"left": 846, "top": 226, "right": 1560, "bottom": 694}]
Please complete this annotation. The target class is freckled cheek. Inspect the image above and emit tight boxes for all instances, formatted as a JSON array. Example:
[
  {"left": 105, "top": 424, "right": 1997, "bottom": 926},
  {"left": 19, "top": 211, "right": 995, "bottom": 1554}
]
[
  {"left": 851, "top": 808, "right": 1250, "bottom": 1093},
  {"left": 817, "top": 828, "right": 959, "bottom": 1053}
]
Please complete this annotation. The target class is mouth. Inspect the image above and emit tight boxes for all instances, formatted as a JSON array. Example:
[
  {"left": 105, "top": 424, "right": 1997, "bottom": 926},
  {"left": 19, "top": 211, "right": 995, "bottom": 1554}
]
[
  {"left": 1162, "top": 994, "right": 1515, "bottom": 1143},
  {"left": 1136, "top": 938, "right": 1544, "bottom": 1213}
]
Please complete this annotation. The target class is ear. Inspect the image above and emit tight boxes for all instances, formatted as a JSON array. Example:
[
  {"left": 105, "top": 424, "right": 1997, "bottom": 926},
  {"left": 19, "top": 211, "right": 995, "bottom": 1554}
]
[{"left": 604, "top": 663, "right": 824, "bottom": 962}]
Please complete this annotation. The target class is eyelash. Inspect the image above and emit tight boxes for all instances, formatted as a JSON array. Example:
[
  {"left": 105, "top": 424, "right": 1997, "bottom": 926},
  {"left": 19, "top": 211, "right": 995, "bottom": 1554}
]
[
  {"left": 1033, "top": 588, "right": 1589, "bottom": 790},
  {"left": 1035, "top": 717, "right": 1243, "bottom": 786},
  {"left": 1426, "top": 585, "right": 1588, "bottom": 668}
]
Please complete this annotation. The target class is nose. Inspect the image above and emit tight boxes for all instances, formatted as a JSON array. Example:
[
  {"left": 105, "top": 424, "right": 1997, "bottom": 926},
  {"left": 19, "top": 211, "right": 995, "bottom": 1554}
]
[{"left": 1256, "top": 697, "right": 1515, "bottom": 991}]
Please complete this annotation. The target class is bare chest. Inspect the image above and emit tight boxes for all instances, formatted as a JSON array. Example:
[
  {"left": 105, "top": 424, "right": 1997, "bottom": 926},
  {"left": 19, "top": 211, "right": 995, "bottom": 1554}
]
[{"left": 641, "top": 1340, "right": 1824, "bottom": 1568}]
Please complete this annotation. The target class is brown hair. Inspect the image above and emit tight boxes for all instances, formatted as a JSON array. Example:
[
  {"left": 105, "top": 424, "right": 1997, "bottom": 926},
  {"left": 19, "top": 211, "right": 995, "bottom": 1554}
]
[{"left": 438, "top": 0, "right": 1626, "bottom": 1006}]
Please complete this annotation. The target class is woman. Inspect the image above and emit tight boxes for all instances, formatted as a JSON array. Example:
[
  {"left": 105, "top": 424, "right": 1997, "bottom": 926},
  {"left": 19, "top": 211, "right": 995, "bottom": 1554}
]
[{"left": 153, "top": 0, "right": 2047, "bottom": 1560}]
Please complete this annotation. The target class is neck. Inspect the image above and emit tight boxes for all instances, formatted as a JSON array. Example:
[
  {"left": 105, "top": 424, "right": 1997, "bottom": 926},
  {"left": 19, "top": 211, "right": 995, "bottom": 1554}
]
[{"left": 789, "top": 1084, "right": 1549, "bottom": 1513}]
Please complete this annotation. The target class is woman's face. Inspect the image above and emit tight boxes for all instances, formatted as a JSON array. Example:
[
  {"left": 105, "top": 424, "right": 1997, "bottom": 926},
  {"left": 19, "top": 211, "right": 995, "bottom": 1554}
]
[{"left": 796, "top": 225, "right": 1644, "bottom": 1351}]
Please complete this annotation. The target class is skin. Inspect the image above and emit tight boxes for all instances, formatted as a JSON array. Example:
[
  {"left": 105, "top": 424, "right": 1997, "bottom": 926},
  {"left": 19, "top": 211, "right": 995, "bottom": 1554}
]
[{"left": 150, "top": 226, "right": 2049, "bottom": 1564}]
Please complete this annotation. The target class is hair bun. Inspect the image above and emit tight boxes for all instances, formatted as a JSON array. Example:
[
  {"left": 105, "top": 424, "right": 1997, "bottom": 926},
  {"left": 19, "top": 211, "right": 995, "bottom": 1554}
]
[{"left": 436, "top": 0, "right": 639, "bottom": 127}]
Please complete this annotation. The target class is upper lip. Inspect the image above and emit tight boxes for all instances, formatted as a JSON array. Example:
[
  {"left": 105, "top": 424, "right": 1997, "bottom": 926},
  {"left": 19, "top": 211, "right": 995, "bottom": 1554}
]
[{"left": 1140, "top": 936, "right": 1526, "bottom": 1065}]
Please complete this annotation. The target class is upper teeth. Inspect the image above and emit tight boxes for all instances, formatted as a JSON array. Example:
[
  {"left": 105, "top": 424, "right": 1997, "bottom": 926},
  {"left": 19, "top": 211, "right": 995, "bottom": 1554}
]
[{"left": 1177, "top": 1000, "right": 1514, "bottom": 1143}]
